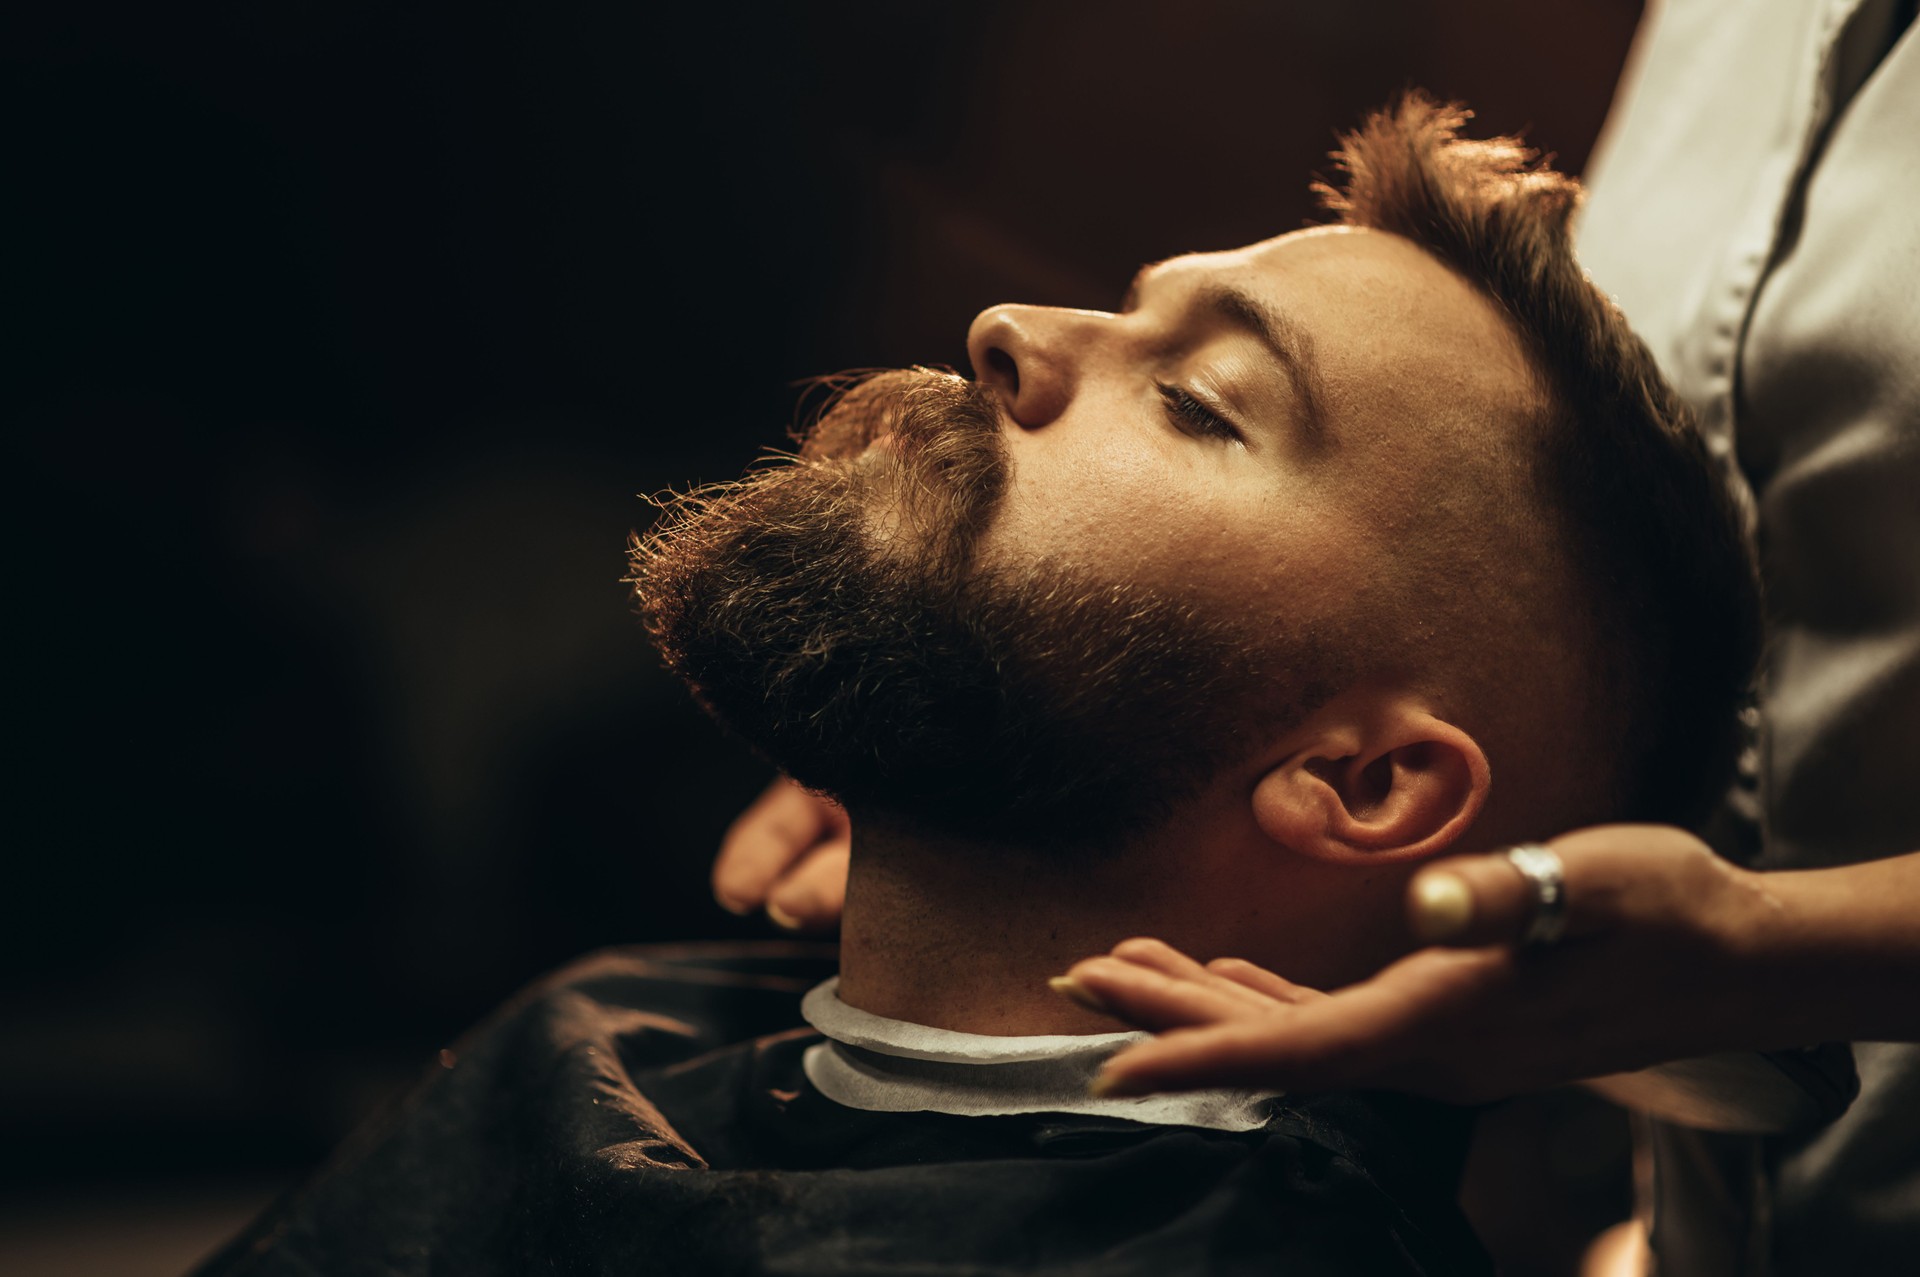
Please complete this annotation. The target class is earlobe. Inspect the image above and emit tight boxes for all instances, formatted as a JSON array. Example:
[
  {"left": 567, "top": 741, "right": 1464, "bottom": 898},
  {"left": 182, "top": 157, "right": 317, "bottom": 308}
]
[{"left": 1250, "top": 708, "right": 1490, "bottom": 864}]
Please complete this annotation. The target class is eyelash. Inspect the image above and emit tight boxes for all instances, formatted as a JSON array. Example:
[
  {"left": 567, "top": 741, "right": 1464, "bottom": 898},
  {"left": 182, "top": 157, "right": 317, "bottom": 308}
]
[{"left": 1156, "top": 382, "right": 1241, "bottom": 443}]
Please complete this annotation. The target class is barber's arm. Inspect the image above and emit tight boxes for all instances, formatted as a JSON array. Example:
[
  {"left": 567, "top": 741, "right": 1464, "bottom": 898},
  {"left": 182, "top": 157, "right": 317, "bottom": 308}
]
[{"left": 1060, "top": 826, "right": 1920, "bottom": 1112}]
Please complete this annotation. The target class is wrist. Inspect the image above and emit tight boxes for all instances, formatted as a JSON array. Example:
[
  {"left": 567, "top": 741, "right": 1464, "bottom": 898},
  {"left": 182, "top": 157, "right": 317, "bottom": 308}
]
[
  {"left": 1730, "top": 860, "right": 1914, "bottom": 1048},
  {"left": 1714, "top": 865, "right": 1820, "bottom": 1049}
]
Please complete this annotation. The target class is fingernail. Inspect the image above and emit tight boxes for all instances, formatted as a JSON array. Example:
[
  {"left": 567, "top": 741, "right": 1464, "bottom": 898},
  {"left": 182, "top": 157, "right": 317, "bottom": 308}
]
[
  {"left": 1409, "top": 871, "right": 1474, "bottom": 942},
  {"left": 1048, "top": 975, "right": 1111, "bottom": 1015},
  {"left": 766, "top": 901, "right": 804, "bottom": 931},
  {"left": 715, "top": 893, "right": 753, "bottom": 917},
  {"left": 1088, "top": 1069, "right": 1145, "bottom": 1099}
]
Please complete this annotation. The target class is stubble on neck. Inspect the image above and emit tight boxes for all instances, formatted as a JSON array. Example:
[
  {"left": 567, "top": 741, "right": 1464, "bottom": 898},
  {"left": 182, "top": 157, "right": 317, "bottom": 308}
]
[{"left": 832, "top": 817, "right": 1219, "bottom": 1036}]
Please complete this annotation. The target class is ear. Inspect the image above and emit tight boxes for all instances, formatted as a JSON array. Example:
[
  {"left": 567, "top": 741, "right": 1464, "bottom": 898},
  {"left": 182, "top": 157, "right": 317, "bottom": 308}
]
[{"left": 1249, "top": 698, "right": 1490, "bottom": 865}]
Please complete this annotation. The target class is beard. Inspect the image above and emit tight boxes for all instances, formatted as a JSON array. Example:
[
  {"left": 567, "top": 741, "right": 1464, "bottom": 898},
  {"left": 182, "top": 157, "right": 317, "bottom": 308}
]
[{"left": 629, "top": 369, "right": 1324, "bottom": 852}]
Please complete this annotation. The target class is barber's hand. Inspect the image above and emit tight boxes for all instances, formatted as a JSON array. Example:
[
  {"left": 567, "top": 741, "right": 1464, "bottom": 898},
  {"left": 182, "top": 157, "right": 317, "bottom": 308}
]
[
  {"left": 713, "top": 776, "right": 851, "bottom": 932},
  {"left": 1058, "top": 826, "right": 1777, "bottom": 1103}
]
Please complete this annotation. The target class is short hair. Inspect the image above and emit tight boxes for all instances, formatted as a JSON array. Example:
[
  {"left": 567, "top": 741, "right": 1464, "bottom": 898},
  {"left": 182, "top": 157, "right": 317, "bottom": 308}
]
[{"left": 1320, "top": 94, "right": 1762, "bottom": 825}]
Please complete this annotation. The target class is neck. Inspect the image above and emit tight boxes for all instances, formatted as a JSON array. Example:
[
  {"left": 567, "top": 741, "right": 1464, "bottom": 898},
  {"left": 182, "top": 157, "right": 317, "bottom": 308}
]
[
  {"left": 836, "top": 837, "right": 1155, "bottom": 1035},
  {"left": 833, "top": 814, "right": 1391, "bottom": 1035}
]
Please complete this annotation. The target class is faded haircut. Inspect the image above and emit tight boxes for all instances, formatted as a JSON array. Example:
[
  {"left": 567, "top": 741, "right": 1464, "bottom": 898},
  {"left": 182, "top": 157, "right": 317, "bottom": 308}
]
[{"left": 1320, "top": 93, "right": 1762, "bottom": 824}]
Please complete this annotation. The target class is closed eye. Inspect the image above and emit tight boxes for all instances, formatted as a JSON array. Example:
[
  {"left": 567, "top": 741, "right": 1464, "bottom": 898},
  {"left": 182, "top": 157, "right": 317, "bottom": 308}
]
[{"left": 1156, "top": 382, "right": 1243, "bottom": 444}]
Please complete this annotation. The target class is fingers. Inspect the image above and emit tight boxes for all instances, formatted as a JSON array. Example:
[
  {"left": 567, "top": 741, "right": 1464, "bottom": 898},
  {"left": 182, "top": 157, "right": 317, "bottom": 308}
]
[
  {"left": 1105, "top": 936, "right": 1219, "bottom": 982},
  {"left": 1106, "top": 939, "right": 1294, "bottom": 1015},
  {"left": 1057, "top": 955, "right": 1266, "bottom": 1031},
  {"left": 1104, "top": 939, "right": 1323, "bottom": 1007},
  {"left": 1406, "top": 856, "right": 1538, "bottom": 947},
  {"left": 1090, "top": 947, "right": 1521, "bottom": 1100},
  {"left": 1205, "top": 957, "right": 1325, "bottom": 1006},
  {"left": 1087, "top": 959, "right": 1432, "bottom": 1096},
  {"left": 1405, "top": 824, "right": 1699, "bottom": 948},
  {"left": 764, "top": 842, "right": 851, "bottom": 933},
  {"left": 1092, "top": 1016, "right": 1357, "bottom": 1097},
  {"left": 1053, "top": 938, "right": 1306, "bottom": 1032},
  {"left": 713, "top": 777, "right": 848, "bottom": 915}
]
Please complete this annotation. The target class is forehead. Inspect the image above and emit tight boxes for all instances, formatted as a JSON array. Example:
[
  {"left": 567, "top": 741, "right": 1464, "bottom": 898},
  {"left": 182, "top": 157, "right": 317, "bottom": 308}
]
[{"left": 1160, "top": 226, "right": 1533, "bottom": 446}]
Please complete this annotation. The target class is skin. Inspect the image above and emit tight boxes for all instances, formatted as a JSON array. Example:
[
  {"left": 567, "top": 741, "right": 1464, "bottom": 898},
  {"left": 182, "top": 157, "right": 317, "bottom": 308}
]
[
  {"left": 712, "top": 226, "right": 1582, "bottom": 1035},
  {"left": 707, "top": 230, "right": 1920, "bottom": 1080},
  {"left": 966, "top": 225, "right": 1532, "bottom": 615},
  {"left": 713, "top": 778, "right": 850, "bottom": 927},
  {"left": 1068, "top": 830, "right": 1920, "bottom": 1103},
  {"left": 716, "top": 226, "right": 1543, "bottom": 939},
  {"left": 725, "top": 796, "right": 1920, "bottom": 1101}
]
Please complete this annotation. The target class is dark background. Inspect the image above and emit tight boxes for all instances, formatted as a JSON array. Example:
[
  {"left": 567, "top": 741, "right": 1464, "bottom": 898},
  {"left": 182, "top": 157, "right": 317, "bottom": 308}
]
[{"left": 6, "top": 3, "right": 1641, "bottom": 1272}]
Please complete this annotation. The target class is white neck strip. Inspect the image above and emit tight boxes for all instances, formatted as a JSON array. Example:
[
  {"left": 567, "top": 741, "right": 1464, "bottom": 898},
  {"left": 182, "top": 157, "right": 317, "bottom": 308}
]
[{"left": 800, "top": 977, "right": 1280, "bottom": 1133}]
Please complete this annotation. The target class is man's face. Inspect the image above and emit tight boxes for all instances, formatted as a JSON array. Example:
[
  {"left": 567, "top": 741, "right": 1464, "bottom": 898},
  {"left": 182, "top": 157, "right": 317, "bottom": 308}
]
[
  {"left": 634, "top": 226, "right": 1537, "bottom": 850},
  {"left": 968, "top": 226, "right": 1533, "bottom": 627}
]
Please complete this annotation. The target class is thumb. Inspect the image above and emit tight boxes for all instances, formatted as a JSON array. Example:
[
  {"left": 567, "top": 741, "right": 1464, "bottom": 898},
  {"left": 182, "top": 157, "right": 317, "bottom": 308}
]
[
  {"left": 1403, "top": 854, "right": 1539, "bottom": 947},
  {"left": 1407, "top": 831, "right": 1644, "bottom": 948}
]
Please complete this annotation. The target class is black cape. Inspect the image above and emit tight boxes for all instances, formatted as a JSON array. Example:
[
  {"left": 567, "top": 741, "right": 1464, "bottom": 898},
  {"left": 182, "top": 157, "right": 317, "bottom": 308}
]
[{"left": 196, "top": 944, "right": 1492, "bottom": 1275}]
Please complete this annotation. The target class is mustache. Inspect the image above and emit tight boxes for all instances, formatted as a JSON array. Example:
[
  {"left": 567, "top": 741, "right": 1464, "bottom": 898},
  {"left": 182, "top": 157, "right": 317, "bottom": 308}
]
[
  {"left": 798, "top": 367, "right": 999, "bottom": 459},
  {"left": 631, "top": 369, "right": 1011, "bottom": 631},
  {"left": 797, "top": 367, "right": 1011, "bottom": 573}
]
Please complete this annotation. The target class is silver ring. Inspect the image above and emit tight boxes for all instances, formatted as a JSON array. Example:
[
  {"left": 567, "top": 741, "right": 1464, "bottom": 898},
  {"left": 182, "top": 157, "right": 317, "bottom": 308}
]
[{"left": 1505, "top": 844, "right": 1568, "bottom": 947}]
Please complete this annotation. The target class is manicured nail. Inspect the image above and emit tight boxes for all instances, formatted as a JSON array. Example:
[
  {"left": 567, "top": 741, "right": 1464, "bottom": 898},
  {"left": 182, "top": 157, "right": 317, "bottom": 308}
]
[
  {"left": 766, "top": 901, "right": 804, "bottom": 931},
  {"left": 1409, "top": 872, "right": 1474, "bottom": 942},
  {"left": 1048, "top": 975, "right": 1111, "bottom": 1015}
]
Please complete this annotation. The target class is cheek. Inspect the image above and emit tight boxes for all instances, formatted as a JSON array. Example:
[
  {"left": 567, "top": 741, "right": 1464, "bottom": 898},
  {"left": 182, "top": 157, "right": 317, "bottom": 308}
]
[
  {"left": 984, "top": 430, "right": 1347, "bottom": 606},
  {"left": 988, "top": 430, "right": 1222, "bottom": 577}
]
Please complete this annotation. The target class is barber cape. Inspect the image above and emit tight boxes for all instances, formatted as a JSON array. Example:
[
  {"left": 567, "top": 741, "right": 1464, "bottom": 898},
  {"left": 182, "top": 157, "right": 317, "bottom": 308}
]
[{"left": 197, "top": 944, "right": 1489, "bottom": 1275}]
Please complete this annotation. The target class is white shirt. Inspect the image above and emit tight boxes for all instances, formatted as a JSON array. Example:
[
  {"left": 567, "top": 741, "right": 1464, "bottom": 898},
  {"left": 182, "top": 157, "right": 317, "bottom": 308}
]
[{"left": 1577, "top": 1, "right": 1920, "bottom": 1271}]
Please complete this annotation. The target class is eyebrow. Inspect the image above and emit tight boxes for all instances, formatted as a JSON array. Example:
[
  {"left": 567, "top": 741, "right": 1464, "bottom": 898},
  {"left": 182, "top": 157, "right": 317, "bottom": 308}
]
[{"left": 1126, "top": 264, "right": 1328, "bottom": 438}]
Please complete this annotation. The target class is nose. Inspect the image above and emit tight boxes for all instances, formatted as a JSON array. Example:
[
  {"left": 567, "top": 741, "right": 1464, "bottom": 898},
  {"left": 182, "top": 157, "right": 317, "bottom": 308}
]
[{"left": 965, "top": 303, "right": 1106, "bottom": 429}]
